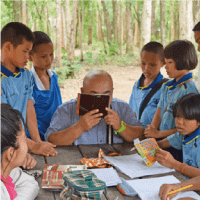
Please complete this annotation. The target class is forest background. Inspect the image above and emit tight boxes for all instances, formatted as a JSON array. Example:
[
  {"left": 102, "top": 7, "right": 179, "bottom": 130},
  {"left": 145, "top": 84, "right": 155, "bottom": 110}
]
[{"left": 1, "top": 0, "right": 200, "bottom": 102}]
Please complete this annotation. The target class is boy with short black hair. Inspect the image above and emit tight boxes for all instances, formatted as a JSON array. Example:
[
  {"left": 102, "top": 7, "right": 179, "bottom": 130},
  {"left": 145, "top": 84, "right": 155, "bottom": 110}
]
[{"left": 1, "top": 22, "right": 57, "bottom": 157}]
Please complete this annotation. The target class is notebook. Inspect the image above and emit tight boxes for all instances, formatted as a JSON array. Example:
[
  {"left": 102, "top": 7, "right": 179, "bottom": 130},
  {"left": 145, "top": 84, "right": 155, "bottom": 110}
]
[
  {"left": 127, "top": 175, "right": 200, "bottom": 200},
  {"left": 76, "top": 93, "right": 110, "bottom": 117}
]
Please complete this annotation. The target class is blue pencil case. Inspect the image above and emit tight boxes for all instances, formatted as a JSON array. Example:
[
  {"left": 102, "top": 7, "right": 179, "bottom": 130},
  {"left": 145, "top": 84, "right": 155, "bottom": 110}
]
[{"left": 116, "top": 177, "right": 137, "bottom": 197}]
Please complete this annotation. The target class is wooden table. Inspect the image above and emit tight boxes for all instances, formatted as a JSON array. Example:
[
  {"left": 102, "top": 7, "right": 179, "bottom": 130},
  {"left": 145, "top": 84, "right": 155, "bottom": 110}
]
[{"left": 31, "top": 144, "right": 199, "bottom": 200}]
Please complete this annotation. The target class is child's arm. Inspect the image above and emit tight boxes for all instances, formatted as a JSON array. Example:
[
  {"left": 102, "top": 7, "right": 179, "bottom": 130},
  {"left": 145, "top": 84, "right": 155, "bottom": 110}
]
[
  {"left": 155, "top": 149, "right": 200, "bottom": 178},
  {"left": 157, "top": 138, "right": 171, "bottom": 149},
  {"left": 144, "top": 107, "right": 177, "bottom": 138},
  {"left": 159, "top": 176, "right": 200, "bottom": 200},
  {"left": 26, "top": 99, "right": 58, "bottom": 156}
]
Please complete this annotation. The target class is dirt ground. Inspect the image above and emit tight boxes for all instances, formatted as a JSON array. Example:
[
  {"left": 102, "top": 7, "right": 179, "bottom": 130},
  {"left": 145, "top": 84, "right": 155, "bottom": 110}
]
[{"left": 60, "top": 64, "right": 169, "bottom": 103}]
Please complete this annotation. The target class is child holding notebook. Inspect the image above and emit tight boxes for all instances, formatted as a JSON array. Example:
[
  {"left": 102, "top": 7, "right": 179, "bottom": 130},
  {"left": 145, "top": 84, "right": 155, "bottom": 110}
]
[
  {"left": 155, "top": 93, "right": 200, "bottom": 179},
  {"left": 144, "top": 40, "right": 199, "bottom": 161}
]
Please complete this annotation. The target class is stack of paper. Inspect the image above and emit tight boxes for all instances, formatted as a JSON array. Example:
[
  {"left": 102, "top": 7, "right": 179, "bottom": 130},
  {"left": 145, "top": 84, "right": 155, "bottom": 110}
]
[
  {"left": 104, "top": 154, "right": 175, "bottom": 179},
  {"left": 88, "top": 167, "right": 122, "bottom": 187},
  {"left": 127, "top": 175, "right": 200, "bottom": 200}
]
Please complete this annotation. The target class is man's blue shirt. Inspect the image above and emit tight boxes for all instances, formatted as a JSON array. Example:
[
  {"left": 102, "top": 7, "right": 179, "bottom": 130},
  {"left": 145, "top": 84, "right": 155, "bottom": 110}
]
[
  {"left": 1, "top": 65, "right": 33, "bottom": 122},
  {"left": 158, "top": 73, "right": 199, "bottom": 131},
  {"left": 129, "top": 73, "right": 164, "bottom": 126},
  {"left": 45, "top": 98, "right": 145, "bottom": 145}
]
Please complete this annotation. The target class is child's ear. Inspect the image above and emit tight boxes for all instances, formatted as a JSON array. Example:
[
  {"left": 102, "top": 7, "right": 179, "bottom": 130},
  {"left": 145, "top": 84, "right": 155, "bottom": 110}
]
[
  {"left": 161, "top": 61, "right": 165, "bottom": 68},
  {"left": 5, "top": 146, "right": 16, "bottom": 162},
  {"left": 81, "top": 87, "right": 84, "bottom": 93},
  {"left": 3, "top": 41, "right": 12, "bottom": 54}
]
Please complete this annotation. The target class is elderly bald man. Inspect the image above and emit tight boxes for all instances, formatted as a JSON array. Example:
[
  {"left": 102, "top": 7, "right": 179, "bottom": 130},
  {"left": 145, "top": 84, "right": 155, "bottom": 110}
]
[{"left": 45, "top": 70, "right": 145, "bottom": 146}]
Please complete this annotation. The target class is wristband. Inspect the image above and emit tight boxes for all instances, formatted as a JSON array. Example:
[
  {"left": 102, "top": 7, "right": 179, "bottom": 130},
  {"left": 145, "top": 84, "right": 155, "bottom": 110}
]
[
  {"left": 114, "top": 121, "right": 126, "bottom": 134},
  {"left": 180, "top": 163, "right": 186, "bottom": 174}
]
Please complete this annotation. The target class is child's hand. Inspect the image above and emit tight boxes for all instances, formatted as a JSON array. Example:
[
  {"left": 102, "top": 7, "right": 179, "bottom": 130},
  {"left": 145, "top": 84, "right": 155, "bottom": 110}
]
[
  {"left": 154, "top": 149, "right": 175, "bottom": 169},
  {"left": 144, "top": 125, "right": 159, "bottom": 138},
  {"left": 31, "top": 141, "right": 58, "bottom": 157},
  {"left": 159, "top": 183, "right": 180, "bottom": 200},
  {"left": 22, "top": 153, "right": 37, "bottom": 169}
]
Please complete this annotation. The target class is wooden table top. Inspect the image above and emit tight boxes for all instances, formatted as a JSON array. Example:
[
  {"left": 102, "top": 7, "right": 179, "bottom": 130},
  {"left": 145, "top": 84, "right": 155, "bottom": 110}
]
[{"left": 31, "top": 143, "right": 198, "bottom": 200}]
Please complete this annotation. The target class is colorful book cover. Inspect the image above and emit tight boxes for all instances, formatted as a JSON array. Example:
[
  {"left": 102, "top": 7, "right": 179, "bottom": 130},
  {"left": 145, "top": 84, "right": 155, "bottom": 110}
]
[
  {"left": 135, "top": 138, "right": 160, "bottom": 167},
  {"left": 41, "top": 164, "right": 87, "bottom": 190}
]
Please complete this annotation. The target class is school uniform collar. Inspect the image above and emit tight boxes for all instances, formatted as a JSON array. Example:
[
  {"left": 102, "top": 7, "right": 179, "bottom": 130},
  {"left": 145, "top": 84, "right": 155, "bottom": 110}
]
[
  {"left": 1, "top": 64, "right": 25, "bottom": 78},
  {"left": 182, "top": 128, "right": 200, "bottom": 145},
  {"left": 137, "top": 72, "right": 163, "bottom": 90},
  {"left": 31, "top": 65, "right": 53, "bottom": 91},
  {"left": 165, "top": 73, "right": 193, "bottom": 90}
]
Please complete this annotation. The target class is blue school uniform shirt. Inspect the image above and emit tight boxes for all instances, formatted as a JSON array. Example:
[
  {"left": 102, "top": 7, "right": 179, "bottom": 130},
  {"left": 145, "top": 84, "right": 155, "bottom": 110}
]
[
  {"left": 26, "top": 66, "right": 62, "bottom": 140},
  {"left": 167, "top": 128, "right": 200, "bottom": 179},
  {"left": 158, "top": 73, "right": 199, "bottom": 131},
  {"left": 45, "top": 98, "right": 145, "bottom": 145},
  {"left": 129, "top": 73, "right": 164, "bottom": 126},
  {"left": 1, "top": 64, "right": 33, "bottom": 122}
]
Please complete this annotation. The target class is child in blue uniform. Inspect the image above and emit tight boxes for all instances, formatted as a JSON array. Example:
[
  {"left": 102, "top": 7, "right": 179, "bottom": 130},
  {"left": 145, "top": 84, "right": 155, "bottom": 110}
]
[
  {"left": 144, "top": 40, "right": 199, "bottom": 140},
  {"left": 155, "top": 94, "right": 200, "bottom": 180},
  {"left": 129, "top": 42, "right": 166, "bottom": 126},
  {"left": 28, "top": 31, "right": 62, "bottom": 141},
  {"left": 1, "top": 22, "right": 57, "bottom": 157}
]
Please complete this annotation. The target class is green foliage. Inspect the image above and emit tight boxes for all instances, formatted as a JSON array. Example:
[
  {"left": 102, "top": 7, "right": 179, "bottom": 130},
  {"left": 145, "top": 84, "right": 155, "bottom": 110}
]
[
  {"left": 54, "top": 59, "right": 82, "bottom": 84},
  {"left": 84, "top": 51, "right": 96, "bottom": 64},
  {"left": 108, "top": 42, "right": 119, "bottom": 56}
]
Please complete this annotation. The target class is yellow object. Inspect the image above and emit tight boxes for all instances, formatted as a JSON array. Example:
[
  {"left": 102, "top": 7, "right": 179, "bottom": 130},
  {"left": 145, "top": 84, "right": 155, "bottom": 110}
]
[{"left": 168, "top": 184, "right": 193, "bottom": 195}]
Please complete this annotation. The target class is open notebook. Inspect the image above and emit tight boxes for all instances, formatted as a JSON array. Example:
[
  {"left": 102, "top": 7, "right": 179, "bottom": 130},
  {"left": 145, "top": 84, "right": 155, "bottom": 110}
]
[{"left": 127, "top": 175, "right": 200, "bottom": 200}]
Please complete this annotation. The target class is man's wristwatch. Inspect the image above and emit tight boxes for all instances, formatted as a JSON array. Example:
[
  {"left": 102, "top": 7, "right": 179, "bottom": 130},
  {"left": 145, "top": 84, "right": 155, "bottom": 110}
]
[{"left": 114, "top": 121, "right": 126, "bottom": 134}]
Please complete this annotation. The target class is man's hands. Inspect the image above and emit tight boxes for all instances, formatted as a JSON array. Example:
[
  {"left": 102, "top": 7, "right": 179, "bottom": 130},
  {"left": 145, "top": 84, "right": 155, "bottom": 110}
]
[
  {"left": 104, "top": 108, "right": 121, "bottom": 130},
  {"left": 22, "top": 153, "right": 37, "bottom": 169},
  {"left": 78, "top": 109, "right": 103, "bottom": 132},
  {"left": 30, "top": 141, "right": 58, "bottom": 157},
  {"left": 154, "top": 149, "right": 176, "bottom": 169},
  {"left": 159, "top": 183, "right": 180, "bottom": 200},
  {"left": 144, "top": 125, "right": 159, "bottom": 138}
]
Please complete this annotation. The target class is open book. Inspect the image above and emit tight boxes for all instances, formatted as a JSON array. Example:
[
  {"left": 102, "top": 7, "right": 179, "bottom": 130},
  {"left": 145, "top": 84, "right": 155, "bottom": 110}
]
[
  {"left": 76, "top": 93, "right": 110, "bottom": 117},
  {"left": 135, "top": 138, "right": 160, "bottom": 167},
  {"left": 41, "top": 164, "right": 87, "bottom": 190}
]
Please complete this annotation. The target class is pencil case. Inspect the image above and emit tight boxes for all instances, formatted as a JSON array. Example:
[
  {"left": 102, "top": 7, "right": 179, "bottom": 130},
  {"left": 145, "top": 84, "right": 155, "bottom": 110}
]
[{"left": 116, "top": 177, "right": 137, "bottom": 197}]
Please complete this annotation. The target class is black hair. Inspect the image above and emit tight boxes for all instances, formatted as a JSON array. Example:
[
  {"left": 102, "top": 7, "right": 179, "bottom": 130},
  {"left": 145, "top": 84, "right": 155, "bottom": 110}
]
[
  {"left": 192, "top": 22, "right": 200, "bottom": 31},
  {"left": 1, "top": 22, "right": 34, "bottom": 48},
  {"left": 141, "top": 41, "right": 165, "bottom": 63},
  {"left": 164, "top": 40, "right": 198, "bottom": 71},
  {"left": 173, "top": 93, "right": 200, "bottom": 123},
  {"left": 30, "top": 31, "right": 52, "bottom": 54},
  {"left": 1, "top": 103, "right": 26, "bottom": 157}
]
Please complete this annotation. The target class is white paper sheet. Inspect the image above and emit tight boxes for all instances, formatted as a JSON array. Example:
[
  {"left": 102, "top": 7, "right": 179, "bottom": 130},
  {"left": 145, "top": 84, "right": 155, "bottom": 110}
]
[
  {"left": 104, "top": 154, "right": 175, "bottom": 179},
  {"left": 88, "top": 167, "right": 122, "bottom": 187},
  {"left": 127, "top": 175, "right": 200, "bottom": 200}
]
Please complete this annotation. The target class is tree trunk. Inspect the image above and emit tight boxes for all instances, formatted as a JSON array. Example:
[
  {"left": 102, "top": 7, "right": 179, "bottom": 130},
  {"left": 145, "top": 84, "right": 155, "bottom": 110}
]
[
  {"left": 185, "top": 1, "right": 194, "bottom": 42},
  {"left": 126, "top": 4, "right": 133, "bottom": 54},
  {"left": 13, "top": 1, "right": 21, "bottom": 22},
  {"left": 101, "top": 1, "right": 112, "bottom": 45},
  {"left": 193, "top": 1, "right": 200, "bottom": 26},
  {"left": 66, "top": 0, "right": 71, "bottom": 52},
  {"left": 112, "top": 0, "right": 118, "bottom": 43},
  {"left": 151, "top": 0, "right": 156, "bottom": 37},
  {"left": 134, "top": 3, "right": 140, "bottom": 47},
  {"left": 119, "top": 1, "right": 123, "bottom": 56},
  {"left": 88, "top": 2, "right": 93, "bottom": 45},
  {"left": 80, "top": 0, "right": 84, "bottom": 61},
  {"left": 56, "top": 0, "right": 62, "bottom": 68},
  {"left": 78, "top": 3, "right": 82, "bottom": 47},
  {"left": 46, "top": 0, "right": 50, "bottom": 36},
  {"left": 22, "top": 0, "right": 26, "bottom": 25},
  {"left": 97, "top": 9, "right": 102, "bottom": 41},
  {"left": 68, "top": 1, "right": 78, "bottom": 63},
  {"left": 179, "top": 1, "right": 186, "bottom": 40},
  {"left": 140, "top": 0, "right": 152, "bottom": 50},
  {"left": 160, "top": 0, "right": 165, "bottom": 46}
]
